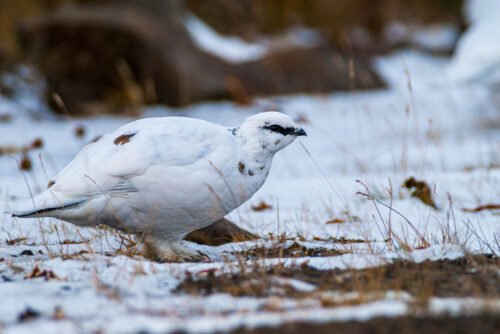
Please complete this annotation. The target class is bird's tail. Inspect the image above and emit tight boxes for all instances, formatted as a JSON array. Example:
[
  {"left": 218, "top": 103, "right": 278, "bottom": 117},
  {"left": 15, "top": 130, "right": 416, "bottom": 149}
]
[{"left": 10, "top": 190, "right": 84, "bottom": 219}]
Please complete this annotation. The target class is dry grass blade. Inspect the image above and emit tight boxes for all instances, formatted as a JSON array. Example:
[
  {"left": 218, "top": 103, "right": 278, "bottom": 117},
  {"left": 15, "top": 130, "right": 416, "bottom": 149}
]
[
  {"left": 356, "top": 180, "right": 430, "bottom": 249},
  {"left": 251, "top": 201, "right": 273, "bottom": 212},
  {"left": 325, "top": 218, "right": 347, "bottom": 224},
  {"left": 462, "top": 204, "right": 500, "bottom": 213}
]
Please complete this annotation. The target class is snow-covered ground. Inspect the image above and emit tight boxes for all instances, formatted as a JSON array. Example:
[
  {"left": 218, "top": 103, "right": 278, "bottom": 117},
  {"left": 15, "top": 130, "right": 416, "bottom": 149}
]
[
  {"left": 0, "top": 48, "right": 498, "bottom": 333},
  {"left": 447, "top": 0, "right": 500, "bottom": 84}
]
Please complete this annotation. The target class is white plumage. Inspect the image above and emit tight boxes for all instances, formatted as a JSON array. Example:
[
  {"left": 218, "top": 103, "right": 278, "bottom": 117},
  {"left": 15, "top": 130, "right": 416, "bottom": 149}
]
[{"left": 12, "top": 112, "right": 306, "bottom": 261}]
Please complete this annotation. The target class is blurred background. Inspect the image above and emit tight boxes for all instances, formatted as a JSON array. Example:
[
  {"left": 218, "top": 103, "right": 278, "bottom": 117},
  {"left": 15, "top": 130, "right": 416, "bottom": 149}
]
[{"left": 0, "top": 0, "right": 469, "bottom": 116}]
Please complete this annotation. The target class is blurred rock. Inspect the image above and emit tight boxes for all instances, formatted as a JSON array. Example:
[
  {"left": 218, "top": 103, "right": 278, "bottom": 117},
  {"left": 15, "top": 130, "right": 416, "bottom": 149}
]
[
  {"left": 0, "top": 0, "right": 62, "bottom": 66},
  {"left": 234, "top": 46, "right": 384, "bottom": 94},
  {"left": 184, "top": 218, "right": 258, "bottom": 246},
  {"left": 0, "top": 43, "right": 7, "bottom": 68},
  {"left": 18, "top": 2, "right": 384, "bottom": 115},
  {"left": 18, "top": 3, "right": 226, "bottom": 115}
]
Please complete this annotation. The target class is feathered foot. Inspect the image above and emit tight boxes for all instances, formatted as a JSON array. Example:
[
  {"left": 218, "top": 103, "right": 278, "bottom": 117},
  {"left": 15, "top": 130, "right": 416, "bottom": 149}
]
[{"left": 142, "top": 237, "right": 209, "bottom": 263}]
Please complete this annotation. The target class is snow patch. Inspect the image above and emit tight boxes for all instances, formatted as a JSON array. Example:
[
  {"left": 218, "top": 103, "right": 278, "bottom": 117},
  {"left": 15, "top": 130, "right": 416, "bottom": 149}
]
[{"left": 184, "top": 14, "right": 322, "bottom": 63}]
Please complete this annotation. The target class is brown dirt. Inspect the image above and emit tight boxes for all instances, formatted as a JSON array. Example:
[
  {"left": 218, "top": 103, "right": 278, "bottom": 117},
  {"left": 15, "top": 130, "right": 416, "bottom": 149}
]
[
  {"left": 233, "top": 242, "right": 347, "bottom": 259},
  {"left": 226, "top": 314, "right": 500, "bottom": 334},
  {"left": 176, "top": 255, "right": 500, "bottom": 299},
  {"left": 178, "top": 262, "right": 302, "bottom": 297},
  {"left": 307, "top": 255, "right": 499, "bottom": 299}
]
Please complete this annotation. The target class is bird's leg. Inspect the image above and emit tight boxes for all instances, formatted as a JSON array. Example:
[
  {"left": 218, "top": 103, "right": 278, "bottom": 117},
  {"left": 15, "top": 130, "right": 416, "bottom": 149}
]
[{"left": 142, "top": 236, "right": 208, "bottom": 262}]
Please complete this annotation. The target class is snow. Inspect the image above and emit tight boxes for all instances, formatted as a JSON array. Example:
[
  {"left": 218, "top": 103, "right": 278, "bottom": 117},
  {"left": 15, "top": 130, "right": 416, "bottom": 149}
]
[
  {"left": 447, "top": 0, "right": 500, "bottom": 84},
  {"left": 1, "top": 23, "right": 500, "bottom": 333},
  {"left": 463, "top": 0, "right": 500, "bottom": 25},
  {"left": 185, "top": 15, "right": 267, "bottom": 63},
  {"left": 184, "top": 15, "right": 322, "bottom": 63},
  {"left": 429, "top": 297, "right": 500, "bottom": 316},
  {"left": 384, "top": 22, "right": 459, "bottom": 52},
  {"left": 447, "top": 21, "right": 500, "bottom": 84}
]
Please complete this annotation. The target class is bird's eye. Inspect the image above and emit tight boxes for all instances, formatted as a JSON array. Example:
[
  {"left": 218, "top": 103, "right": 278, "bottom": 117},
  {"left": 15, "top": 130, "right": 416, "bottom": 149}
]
[
  {"left": 263, "top": 124, "right": 296, "bottom": 135},
  {"left": 267, "top": 125, "right": 285, "bottom": 133}
]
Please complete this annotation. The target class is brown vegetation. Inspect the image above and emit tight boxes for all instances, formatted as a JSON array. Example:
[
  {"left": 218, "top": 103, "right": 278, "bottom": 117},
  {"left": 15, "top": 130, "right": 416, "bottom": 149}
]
[
  {"left": 229, "top": 314, "right": 500, "bottom": 334},
  {"left": 463, "top": 204, "right": 500, "bottom": 213},
  {"left": 403, "top": 177, "right": 438, "bottom": 209},
  {"left": 177, "top": 255, "right": 500, "bottom": 301}
]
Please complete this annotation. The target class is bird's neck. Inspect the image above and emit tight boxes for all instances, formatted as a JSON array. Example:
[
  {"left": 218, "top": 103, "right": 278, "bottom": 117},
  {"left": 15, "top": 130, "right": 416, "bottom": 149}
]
[
  {"left": 232, "top": 127, "right": 274, "bottom": 171},
  {"left": 242, "top": 138, "right": 274, "bottom": 172}
]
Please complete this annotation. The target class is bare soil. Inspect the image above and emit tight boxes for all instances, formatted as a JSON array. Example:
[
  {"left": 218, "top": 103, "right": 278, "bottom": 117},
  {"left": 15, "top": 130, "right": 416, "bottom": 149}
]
[
  {"left": 177, "top": 255, "right": 500, "bottom": 299},
  {"left": 232, "top": 242, "right": 348, "bottom": 259},
  {"left": 225, "top": 314, "right": 500, "bottom": 334}
]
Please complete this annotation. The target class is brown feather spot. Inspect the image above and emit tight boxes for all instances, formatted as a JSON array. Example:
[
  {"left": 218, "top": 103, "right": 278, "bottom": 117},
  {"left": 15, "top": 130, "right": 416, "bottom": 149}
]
[
  {"left": 114, "top": 133, "right": 136, "bottom": 145},
  {"left": 238, "top": 161, "right": 245, "bottom": 174},
  {"left": 47, "top": 180, "right": 55, "bottom": 188}
]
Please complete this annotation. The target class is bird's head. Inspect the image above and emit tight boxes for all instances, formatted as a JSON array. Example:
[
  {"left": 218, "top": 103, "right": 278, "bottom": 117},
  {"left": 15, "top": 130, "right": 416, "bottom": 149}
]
[{"left": 238, "top": 111, "right": 307, "bottom": 154}]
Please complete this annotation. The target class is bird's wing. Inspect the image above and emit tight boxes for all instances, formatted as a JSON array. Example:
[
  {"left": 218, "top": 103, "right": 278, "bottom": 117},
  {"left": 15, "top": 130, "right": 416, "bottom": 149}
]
[{"left": 47, "top": 117, "right": 227, "bottom": 201}]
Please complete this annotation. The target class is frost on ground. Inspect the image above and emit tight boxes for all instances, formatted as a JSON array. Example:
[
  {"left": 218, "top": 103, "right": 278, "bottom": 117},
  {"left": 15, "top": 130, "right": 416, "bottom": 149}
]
[{"left": 0, "top": 48, "right": 499, "bottom": 333}]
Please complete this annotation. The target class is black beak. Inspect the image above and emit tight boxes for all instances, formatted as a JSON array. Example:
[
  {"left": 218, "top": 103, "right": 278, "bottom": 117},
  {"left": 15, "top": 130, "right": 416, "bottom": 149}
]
[{"left": 295, "top": 128, "right": 307, "bottom": 137}]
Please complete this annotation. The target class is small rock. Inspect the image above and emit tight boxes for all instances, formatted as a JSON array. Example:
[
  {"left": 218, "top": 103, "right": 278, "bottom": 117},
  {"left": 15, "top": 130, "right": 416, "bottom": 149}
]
[
  {"left": 0, "top": 114, "right": 12, "bottom": 123},
  {"left": 18, "top": 307, "right": 40, "bottom": 322},
  {"left": 19, "top": 249, "right": 34, "bottom": 256},
  {"left": 53, "top": 306, "right": 65, "bottom": 320},
  {"left": 185, "top": 218, "right": 258, "bottom": 246},
  {"left": 2, "top": 275, "right": 13, "bottom": 282}
]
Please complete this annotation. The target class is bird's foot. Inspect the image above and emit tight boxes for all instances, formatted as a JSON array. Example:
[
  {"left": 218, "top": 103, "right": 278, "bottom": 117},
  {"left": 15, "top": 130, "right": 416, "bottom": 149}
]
[{"left": 143, "top": 238, "right": 210, "bottom": 263}]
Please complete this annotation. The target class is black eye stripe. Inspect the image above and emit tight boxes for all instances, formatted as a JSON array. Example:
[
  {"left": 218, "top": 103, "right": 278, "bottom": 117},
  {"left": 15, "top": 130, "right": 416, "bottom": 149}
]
[{"left": 263, "top": 124, "right": 295, "bottom": 136}]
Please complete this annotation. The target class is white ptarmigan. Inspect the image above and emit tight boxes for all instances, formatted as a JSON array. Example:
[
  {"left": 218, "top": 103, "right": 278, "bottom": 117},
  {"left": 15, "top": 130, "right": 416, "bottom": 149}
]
[{"left": 12, "top": 112, "right": 306, "bottom": 261}]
